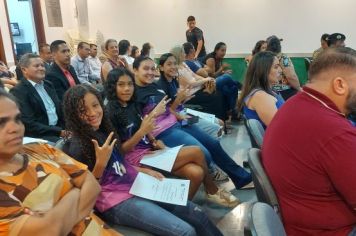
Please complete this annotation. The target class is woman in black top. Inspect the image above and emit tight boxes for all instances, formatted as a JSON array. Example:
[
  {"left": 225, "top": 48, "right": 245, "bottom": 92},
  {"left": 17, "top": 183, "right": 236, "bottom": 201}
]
[{"left": 203, "top": 42, "right": 241, "bottom": 119}]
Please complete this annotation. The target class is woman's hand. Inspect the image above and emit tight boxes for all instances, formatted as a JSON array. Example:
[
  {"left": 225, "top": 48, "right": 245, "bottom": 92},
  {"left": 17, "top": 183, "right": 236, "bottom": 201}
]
[
  {"left": 176, "top": 87, "right": 195, "bottom": 104},
  {"left": 151, "top": 95, "right": 171, "bottom": 116},
  {"left": 152, "top": 139, "right": 165, "bottom": 150},
  {"left": 222, "top": 63, "right": 230, "bottom": 69},
  {"left": 92, "top": 132, "right": 117, "bottom": 165},
  {"left": 141, "top": 168, "right": 165, "bottom": 180},
  {"left": 139, "top": 114, "right": 157, "bottom": 135}
]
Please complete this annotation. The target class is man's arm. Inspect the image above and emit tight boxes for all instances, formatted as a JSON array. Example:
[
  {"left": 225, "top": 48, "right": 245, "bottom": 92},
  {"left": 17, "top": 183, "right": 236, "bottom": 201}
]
[
  {"left": 195, "top": 40, "right": 203, "bottom": 59},
  {"left": 194, "top": 29, "right": 204, "bottom": 59}
]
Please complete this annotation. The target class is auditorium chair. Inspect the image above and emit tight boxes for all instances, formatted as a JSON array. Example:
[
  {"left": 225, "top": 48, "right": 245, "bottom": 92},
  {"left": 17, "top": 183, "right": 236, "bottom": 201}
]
[
  {"left": 248, "top": 202, "right": 286, "bottom": 236},
  {"left": 248, "top": 148, "right": 281, "bottom": 218}
]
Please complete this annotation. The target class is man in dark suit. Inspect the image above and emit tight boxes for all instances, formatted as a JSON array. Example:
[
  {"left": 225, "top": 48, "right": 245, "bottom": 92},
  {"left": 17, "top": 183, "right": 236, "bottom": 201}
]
[
  {"left": 39, "top": 43, "right": 53, "bottom": 73},
  {"left": 10, "top": 53, "right": 67, "bottom": 142},
  {"left": 46, "top": 40, "right": 80, "bottom": 102}
]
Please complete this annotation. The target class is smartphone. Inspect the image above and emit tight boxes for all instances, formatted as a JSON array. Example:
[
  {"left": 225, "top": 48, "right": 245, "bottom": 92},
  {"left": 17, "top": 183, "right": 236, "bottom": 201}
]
[{"left": 282, "top": 56, "right": 289, "bottom": 67}]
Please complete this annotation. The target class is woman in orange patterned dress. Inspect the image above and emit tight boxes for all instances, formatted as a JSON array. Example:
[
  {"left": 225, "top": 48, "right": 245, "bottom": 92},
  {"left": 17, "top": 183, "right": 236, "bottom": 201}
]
[{"left": 0, "top": 89, "right": 120, "bottom": 236}]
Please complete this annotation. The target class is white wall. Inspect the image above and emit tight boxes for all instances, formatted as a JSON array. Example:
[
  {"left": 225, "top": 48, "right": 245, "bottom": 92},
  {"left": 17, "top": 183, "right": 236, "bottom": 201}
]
[
  {"left": 7, "top": 0, "right": 38, "bottom": 53},
  {"left": 40, "top": 0, "right": 77, "bottom": 44},
  {"left": 85, "top": 0, "right": 356, "bottom": 55},
  {"left": 0, "top": 0, "right": 15, "bottom": 65}
]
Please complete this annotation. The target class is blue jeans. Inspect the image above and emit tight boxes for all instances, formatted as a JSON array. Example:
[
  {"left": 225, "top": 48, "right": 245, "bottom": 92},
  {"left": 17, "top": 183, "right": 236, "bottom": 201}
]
[
  {"left": 158, "top": 124, "right": 214, "bottom": 168},
  {"left": 216, "top": 73, "right": 240, "bottom": 111},
  {"left": 158, "top": 124, "right": 252, "bottom": 189},
  {"left": 195, "top": 118, "right": 221, "bottom": 138},
  {"left": 102, "top": 197, "right": 223, "bottom": 236}
]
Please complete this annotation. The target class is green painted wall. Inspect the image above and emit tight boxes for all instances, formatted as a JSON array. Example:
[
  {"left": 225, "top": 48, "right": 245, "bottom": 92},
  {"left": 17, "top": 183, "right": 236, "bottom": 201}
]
[{"left": 224, "top": 57, "right": 309, "bottom": 85}]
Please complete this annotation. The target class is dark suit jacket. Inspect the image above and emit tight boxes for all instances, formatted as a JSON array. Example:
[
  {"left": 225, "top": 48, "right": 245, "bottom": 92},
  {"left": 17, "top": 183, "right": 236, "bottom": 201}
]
[
  {"left": 46, "top": 62, "right": 80, "bottom": 102},
  {"left": 10, "top": 78, "right": 64, "bottom": 141}
]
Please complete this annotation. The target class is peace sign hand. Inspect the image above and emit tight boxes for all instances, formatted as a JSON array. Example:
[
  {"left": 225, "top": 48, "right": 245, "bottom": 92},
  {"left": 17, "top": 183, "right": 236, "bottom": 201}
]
[
  {"left": 139, "top": 114, "right": 157, "bottom": 135},
  {"left": 151, "top": 95, "right": 171, "bottom": 117},
  {"left": 92, "top": 132, "right": 117, "bottom": 165}
]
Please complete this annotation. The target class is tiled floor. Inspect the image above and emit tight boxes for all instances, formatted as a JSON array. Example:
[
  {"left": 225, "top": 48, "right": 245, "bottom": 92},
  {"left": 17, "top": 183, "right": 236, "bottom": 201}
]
[{"left": 192, "top": 121, "right": 257, "bottom": 236}]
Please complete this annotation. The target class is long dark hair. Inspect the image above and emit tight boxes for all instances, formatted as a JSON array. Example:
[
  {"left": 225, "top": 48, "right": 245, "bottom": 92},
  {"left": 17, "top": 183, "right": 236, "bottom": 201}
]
[
  {"left": 157, "top": 53, "right": 179, "bottom": 100},
  {"left": 130, "top": 45, "right": 139, "bottom": 58},
  {"left": 105, "top": 68, "right": 140, "bottom": 134},
  {"left": 212, "top": 42, "right": 226, "bottom": 58},
  {"left": 141, "top": 43, "right": 151, "bottom": 57},
  {"left": 252, "top": 40, "right": 266, "bottom": 55},
  {"left": 63, "top": 84, "right": 120, "bottom": 167},
  {"left": 237, "top": 51, "right": 276, "bottom": 112}
]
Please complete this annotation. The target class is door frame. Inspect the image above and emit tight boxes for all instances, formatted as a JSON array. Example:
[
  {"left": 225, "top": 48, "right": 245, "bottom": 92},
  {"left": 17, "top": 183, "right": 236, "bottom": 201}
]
[{"left": 3, "top": 0, "right": 46, "bottom": 63}]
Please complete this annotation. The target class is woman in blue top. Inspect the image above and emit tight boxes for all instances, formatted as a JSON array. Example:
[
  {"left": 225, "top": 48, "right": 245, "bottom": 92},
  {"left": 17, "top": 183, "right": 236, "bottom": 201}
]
[{"left": 237, "top": 51, "right": 284, "bottom": 128}]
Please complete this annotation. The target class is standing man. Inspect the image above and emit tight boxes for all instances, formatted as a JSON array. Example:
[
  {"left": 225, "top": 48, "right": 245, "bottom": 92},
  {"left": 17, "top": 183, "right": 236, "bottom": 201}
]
[
  {"left": 10, "top": 53, "right": 66, "bottom": 142},
  {"left": 88, "top": 43, "right": 102, "bottom": 82},
  {"left": 262, "top": 47, "right": 356, "bottom": 235},
  {"left": 186, "top": 16, "right": 206, "bottom": 61},
  {"left": 46, "top": 40, "right": 80, "bottom": 102},
  {"left": 39, "top": 43, "right": 53, "bottom": 73}
]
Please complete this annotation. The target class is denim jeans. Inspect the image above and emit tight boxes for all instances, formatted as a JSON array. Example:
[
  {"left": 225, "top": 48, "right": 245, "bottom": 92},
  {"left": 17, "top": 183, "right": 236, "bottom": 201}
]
[
  {"left": 102, "top": 197, "right": 223, "bottom": 236},
  {"left": 216, "top": 73, "right": 240, "bottom": 111},
  {"left": 158, "top": 124, "right": 214, "bottom": 168},
  {"left": 158, "top": 123, "right": 252, "bottom": 189},
  {"left": 195, "top": 118, "right": 221, "bottom": 138}
]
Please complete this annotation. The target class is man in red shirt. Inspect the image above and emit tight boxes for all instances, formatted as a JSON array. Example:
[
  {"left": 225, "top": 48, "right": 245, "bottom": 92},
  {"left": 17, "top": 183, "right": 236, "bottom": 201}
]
[
  {"left": 262, "top": 47, "right": 356, "bottom": 236},
  {"left": 46, "top": 40, "right": 80, "bottom": 102}
]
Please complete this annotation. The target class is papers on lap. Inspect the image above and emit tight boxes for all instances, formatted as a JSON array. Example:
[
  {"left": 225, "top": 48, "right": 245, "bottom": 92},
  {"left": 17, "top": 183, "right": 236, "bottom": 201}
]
[
  {"left": 186, "top": 108, "right": 216, "bottom": 123},
  {"left": 129, "top": 172, "right": 190, "bottom": 206},
  {"left": 140, "top": 145, "right": 183, "bottom": 172}
]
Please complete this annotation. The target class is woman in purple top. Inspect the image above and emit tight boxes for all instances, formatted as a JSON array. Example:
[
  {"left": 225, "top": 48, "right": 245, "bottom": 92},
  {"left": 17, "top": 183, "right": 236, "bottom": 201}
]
[
  {"left": 62, "top": 84, "right": 223, "bottom": 236},
  {"left": 105, "top": 68, "right": 239, "bottom": 207}
]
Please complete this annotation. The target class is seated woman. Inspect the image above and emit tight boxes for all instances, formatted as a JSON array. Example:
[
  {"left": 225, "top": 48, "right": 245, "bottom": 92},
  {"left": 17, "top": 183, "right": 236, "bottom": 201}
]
[
  {"left": 157, "top": 52, "right": 224, "bottom": 138},
  {"left": 130, "top": 45, "right": 140, "bottom": 59},
  {"left": 266, "top": 35, "right": 301, "bottom": 100},
  {"left": 0, "top": 89, "right": 120, "bottom": 236},
  {"left": 245, "top": 40, "right": 267, "bottom": 66},
  {"left": 170, "top": 45, "right": 228, "bottom": 121},
  {"left": 237, "top": 51, "right": 284, "bottom": 128},
  {"left": 202, "top": 42, "right": 241, "bottom": 119},
  {"left": 101, "top": 39, "right": 128, "bottom": 81},
  {"left": 0, "top": 60, "right": 18, "bottom": 90},
  {"left": 105, "top": 68, "right": 235, "bottom": 203},
  {"left": 62, "top": 84, "right": 223, "bottom": 236},
  {"left": 133, "top": 56, "right": 252, "bottom": 191}
]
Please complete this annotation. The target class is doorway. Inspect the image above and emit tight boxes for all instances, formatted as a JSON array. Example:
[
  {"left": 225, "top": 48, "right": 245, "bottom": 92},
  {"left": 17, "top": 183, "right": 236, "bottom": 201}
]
[{"left": 4, "top": 0, "right": 46, "bottom": 62}]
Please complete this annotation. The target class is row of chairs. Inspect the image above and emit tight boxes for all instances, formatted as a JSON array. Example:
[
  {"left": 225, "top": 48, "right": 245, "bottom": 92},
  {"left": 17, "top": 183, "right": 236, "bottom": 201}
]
[
  {"left": 224, "top": 148, "right": 285, "bottom": 236},
  {"left": 243, "top": 118, "right": 286, "bottom": 235}
]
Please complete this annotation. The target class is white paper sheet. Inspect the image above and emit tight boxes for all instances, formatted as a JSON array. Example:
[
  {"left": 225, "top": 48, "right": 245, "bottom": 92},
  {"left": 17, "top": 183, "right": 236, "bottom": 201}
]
[
  {"left": 23, "top": 137, "right": 48, "bottom": 145},
  {"left": 129, "top": 172, "right": 190, "bottom": 206},
  {"left": 186, "top": 108, "right": 216, "bottom": 124},
  {"left": 140, "top": 145, "right": 183, "bottom": 172}
]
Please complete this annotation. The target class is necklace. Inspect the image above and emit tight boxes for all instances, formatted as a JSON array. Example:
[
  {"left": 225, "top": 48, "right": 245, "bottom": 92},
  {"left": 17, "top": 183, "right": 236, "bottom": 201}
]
[{"left": 301, "top": 89, "right": 346, "bottom": 117}]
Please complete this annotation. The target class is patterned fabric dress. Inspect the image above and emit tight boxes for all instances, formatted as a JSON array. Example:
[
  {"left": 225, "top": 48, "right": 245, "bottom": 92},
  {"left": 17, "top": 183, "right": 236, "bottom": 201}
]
[{"left": 0, "top": 143, "right": 120, "bottom": 236}]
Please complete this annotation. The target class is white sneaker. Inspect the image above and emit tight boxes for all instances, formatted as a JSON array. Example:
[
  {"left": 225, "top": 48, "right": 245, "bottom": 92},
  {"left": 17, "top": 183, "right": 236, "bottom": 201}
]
[
  {"left": 206, "top": 188, "right": 240, "bottom": 208},
  {"left": 211, "top": 167, "right": 229, "bottom": 182}
]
